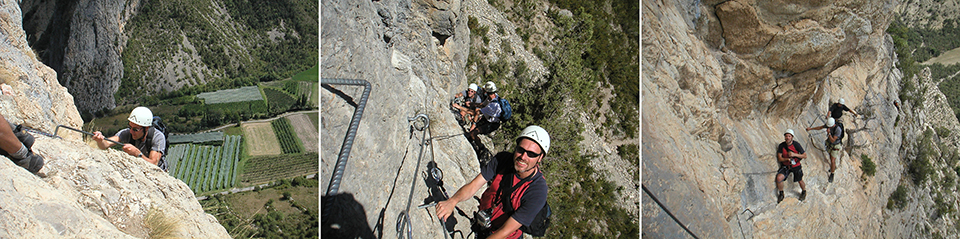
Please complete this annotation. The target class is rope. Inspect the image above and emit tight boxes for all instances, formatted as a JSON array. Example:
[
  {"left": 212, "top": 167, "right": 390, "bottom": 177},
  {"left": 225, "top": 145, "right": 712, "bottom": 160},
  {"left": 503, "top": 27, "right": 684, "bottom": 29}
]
[
  {"left": 428, "top": 125, "right": 453, "bottom": 239},
  {"left": 398, "top": 114, "right": 430, "bottom": 239},
  {"left": 641, "top": 184, "right": 699, "bottom": 239}
]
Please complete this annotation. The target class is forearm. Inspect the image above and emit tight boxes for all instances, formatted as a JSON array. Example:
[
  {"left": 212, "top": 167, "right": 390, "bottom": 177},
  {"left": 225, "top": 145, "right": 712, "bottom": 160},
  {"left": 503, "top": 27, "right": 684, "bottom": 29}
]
[
  {"left": 449, "top": 184, "right": 479, "bottom": 203},
  {"left": 450, "top": 175, "right": 486, "bottom": 203},
  {"left": 97, "top": 139, "right": 113, "bottom": 150}
]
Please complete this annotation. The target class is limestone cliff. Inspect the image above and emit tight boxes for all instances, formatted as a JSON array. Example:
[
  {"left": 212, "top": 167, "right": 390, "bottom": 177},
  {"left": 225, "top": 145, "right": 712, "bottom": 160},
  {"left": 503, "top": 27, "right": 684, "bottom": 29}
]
[
  {"left": 321, "top": 0, "right": 477, "bottom": 237},
  {"left": 19, "top": 0, "right": 137, "bottom": 113},
  {"left": 0, "top": 0, "right": 228, "bottom": 237},
  {"left": 640, "top": 0, "right": 942, "bottom": 237}
]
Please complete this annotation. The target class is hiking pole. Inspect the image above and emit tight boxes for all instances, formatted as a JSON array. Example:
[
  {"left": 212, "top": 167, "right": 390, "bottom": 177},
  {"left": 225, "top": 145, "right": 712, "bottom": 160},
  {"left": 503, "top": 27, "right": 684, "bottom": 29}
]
[{"left": 54, "top": 125, "right": 124, "bottom": 145}]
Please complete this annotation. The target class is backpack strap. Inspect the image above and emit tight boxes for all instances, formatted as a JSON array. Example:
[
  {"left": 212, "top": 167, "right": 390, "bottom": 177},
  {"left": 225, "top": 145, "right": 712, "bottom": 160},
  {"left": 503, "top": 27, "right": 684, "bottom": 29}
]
[{"left": 499, "top": 169, "right": 540, "bottom": 213}]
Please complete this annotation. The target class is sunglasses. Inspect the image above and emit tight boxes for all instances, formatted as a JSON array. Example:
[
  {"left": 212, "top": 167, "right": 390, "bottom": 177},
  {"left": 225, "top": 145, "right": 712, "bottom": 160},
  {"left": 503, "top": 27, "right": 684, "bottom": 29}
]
[
  {"left": 515, "top": 145, "right": 542, "bottom": 158},
  {"left": 131, "top": 126, "right": 145, "bottom": 132}
]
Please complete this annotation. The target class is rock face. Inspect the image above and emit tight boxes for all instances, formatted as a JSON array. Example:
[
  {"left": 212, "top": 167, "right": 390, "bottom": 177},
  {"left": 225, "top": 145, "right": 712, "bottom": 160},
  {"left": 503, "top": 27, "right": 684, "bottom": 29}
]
[
  {"left": 321, "top": 0, "right": 478, "bottom": 238},
  {"left": 19, "top": 0, "right": 135, "bottom": 113},
  {"left": 0, "top": 0, "right": 228, "bottom": 236},
  {"left": 642, "top": 0, "right": 935, "bottom": 237}
]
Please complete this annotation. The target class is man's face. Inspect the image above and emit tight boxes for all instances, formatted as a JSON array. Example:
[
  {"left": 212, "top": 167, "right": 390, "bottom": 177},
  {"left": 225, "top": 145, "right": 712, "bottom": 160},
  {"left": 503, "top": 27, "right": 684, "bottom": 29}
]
[
  {"left": 784, "top": 133, "right": 793, "bottom": 143},
  {"left": 514, "top": 138, "right": 543, "bottom": 173},
  {"left": 129, "top": 121, "right": 147, "bottom": 140},
  {"left": 467, "top": 89, "right": 475, "bottom": 97}
]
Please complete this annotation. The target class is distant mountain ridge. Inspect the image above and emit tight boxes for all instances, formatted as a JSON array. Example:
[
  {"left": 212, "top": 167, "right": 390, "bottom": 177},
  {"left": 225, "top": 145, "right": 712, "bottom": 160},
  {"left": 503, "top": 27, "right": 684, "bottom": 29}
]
[{"left": 19, "top": 0, "right": 318, "bottom": 113}]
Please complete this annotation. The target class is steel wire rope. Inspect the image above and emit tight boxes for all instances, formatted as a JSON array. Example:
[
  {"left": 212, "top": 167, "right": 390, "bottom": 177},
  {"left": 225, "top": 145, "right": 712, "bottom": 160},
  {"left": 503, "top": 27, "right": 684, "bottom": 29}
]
[
  {"left": 398, "top": 114, "right": 430, "bottom": 239},
  {"left": 641, "top": 184, "right": 699, "bottom": 239},
  {"left": 426, "top": 125, "right": 456, "bottom": 239}
]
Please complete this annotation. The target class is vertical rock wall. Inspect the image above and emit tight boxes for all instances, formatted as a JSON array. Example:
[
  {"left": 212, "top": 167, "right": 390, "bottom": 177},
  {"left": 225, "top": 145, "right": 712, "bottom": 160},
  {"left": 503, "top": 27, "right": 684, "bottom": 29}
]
[
  {"left": 321, "top": 0, "right": 480, "bottom": 238},
  {"left": 19, "top": 0, "right": 134, "bottom": 113},
  {"left": 643, "top": 0, "right": 915, "bottom": 237},
  {"left": 0, "top": 0, "right": 229, "bottom": 236}
]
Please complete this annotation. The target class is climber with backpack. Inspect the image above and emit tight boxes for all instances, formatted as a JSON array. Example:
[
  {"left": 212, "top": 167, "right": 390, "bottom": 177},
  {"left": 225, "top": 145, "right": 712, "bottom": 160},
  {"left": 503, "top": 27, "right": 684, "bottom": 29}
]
[
  {"left": 776, "top": 129, "right": 807, "bottom": 203},
  {"left": 468, "top": 82, "right": 506, "bottom": 143},
  {"left": 437, "top": 125, "right": 552, "bottom": 239},
  {"left": 92, "top": 106, "right": 169, "bottom": 171},
  {"left": 806, "top": 117, "right": 844, "bottom": 183}
]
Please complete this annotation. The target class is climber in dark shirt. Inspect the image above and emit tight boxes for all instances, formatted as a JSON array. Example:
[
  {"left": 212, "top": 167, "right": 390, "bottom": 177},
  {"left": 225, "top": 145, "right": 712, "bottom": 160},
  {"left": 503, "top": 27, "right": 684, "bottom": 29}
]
[{"left": 827, "top": 98, "right": 858, "bottom": 122}]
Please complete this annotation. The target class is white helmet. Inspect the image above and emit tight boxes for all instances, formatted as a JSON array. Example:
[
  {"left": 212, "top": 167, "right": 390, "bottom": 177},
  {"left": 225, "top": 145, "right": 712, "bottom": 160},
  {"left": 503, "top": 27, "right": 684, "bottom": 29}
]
[
  {"left": 517, "top": 125, "right": 550, "bottom": 155},
  {"left": 469, "top": 83, "right": 478, "bottom": 92},
  {"left": 785, "top": 129, "right": 795, "bottom": 136},
  {"left": 128, "top": 107, "right": 154, "bottom": 127},
  {"left": 827, "top": 117, "right": 836, "bottom": 127},
  {"left": 484, "top": 81, "right": 497, "bottom": 93},
  {"left": 839, "top": 98, "right": 845, "bottom": 105}
]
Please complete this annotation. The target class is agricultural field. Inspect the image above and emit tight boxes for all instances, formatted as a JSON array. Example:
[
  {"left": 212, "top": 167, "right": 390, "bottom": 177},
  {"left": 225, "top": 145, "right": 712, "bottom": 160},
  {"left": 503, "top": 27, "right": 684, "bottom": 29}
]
[
  {"left": 197, "top": 86, "right": 263, "bottom": 104},
  {"left": 168, "top": 131, "right": 224, "bottom": 144},
  {"left": 299, "top": 81, "right": 317, "bottom": 107},
  {"left": 242, "top": 122, "right": 282, "bottom": 156},
  {"left": 271, "top": 118, "right": 303, "bottom": 154},
  {"left": 263, "top": 87, "right": 297, "bottom": 114},
  {"left": 239, "top": 153, "right": 319, "bottom": 185},
  {"left": 286, "top": 113, "right": 317, "bottom": 152},
  {"left": 292, "top": 65, "right": 318, "bottom": 82},
  {"left": 167, "top": 135, "right": 243, "bottom": 194},
  {"left": 306, "top": 112, "right": 318, "bottom": 129}
]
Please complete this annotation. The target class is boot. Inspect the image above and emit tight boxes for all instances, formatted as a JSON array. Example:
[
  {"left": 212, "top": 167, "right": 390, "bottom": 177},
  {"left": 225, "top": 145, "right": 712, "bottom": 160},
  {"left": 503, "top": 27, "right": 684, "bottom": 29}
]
[
  {"left": 799, "top": 190, "right": 807, "bottom": 201},
  {"left": 829, "top": 173, "right": 835, "bottom": 183},
  {"left": 777, "top": 191, "right": 784, "bottom": 203},
  {"left": 10, "top": 150, "right": 43, "bottom": 174},
  {"left": 9, "top": 123, "right": 33, "bottom": 149}
]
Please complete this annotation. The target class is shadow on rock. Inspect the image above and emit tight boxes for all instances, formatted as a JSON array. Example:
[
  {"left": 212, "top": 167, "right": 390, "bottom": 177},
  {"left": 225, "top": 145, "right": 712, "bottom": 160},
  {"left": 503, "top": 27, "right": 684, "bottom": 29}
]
[{"left": 321, "top": 193, "right": 376, "bottom": 239}]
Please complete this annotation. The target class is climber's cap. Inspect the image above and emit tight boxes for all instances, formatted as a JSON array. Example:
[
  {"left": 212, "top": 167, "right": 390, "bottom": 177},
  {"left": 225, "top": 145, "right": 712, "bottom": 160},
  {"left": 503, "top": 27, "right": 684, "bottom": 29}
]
[
  {"left": 785, "top": 129, "right": 795, "bottom": 137},
  {"left": 469, "top": 83, "right": 478, "bottom": 92},
  {"left": 839, "top": 98, "right": 845, "bottom": 105},
  {"left": 827, "top": 117, "right": 836, "bottom": 127}
]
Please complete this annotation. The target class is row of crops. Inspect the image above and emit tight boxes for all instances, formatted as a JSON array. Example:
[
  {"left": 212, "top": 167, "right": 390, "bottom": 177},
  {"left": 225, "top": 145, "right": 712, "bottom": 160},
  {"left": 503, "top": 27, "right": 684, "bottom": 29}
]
[
  {"left": 197, "top": 86, "right": 263, "bottom": 104},
  {"left": 239, "top": 153, "right": 319, "bottom": 185},
  {"left": 264, "top": 87, "right": 298, "bottom": 114},
  {"left": 166, "top": 135, "right": 243, "bottom": 194},
  {"left": 168, "top": 131, "right": 225, "bottom": 144},
  {"left": 271, "top": 118, "right": 302, "bottom": 154}
]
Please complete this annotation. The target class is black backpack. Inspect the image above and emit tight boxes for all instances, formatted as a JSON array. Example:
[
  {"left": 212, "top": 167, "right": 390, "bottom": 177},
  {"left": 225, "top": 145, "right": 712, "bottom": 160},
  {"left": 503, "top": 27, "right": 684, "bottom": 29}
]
[
  {"left": 145, "top": 116, "right": 169, "bottom": 171},
  {"left": 831, "top": 121, "right": 844, "bottom": 145},
  {"left": 521, "top": 202, "right": 551, "bottom": 237}
]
